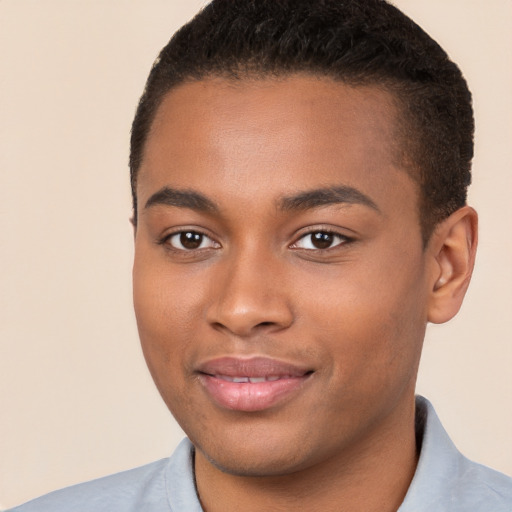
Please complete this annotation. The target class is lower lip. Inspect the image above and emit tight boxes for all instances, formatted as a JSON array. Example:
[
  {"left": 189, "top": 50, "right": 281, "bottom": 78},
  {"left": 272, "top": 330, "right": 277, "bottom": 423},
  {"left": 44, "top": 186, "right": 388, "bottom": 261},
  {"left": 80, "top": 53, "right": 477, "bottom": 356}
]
[{"left": 199, "top": 375, "right": 310, "bottom": 412}]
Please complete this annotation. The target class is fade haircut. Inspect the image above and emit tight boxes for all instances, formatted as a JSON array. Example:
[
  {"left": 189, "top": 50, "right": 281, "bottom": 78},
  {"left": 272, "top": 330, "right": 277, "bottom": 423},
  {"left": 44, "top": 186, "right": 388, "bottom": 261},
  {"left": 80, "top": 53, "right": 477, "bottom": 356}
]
[{"left": 130, "top": 0, "right": 474, "bottom": 243}]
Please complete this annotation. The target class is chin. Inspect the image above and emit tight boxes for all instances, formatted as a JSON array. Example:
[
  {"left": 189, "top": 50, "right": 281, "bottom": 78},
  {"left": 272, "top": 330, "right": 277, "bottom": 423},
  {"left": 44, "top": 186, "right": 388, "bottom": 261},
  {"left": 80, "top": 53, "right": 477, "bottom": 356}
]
[
  {"left": 191, "top": 421, "right": 322, "bottom": 478},
  {"left": 201, "top": 446, "right": 311, "bottom": 478}
]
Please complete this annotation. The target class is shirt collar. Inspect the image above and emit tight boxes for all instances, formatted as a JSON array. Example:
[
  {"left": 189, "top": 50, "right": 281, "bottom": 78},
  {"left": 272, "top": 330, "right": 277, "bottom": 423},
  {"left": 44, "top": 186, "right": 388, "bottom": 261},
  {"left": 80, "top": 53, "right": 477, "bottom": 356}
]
[{"left": 163, "top": 396, "right": 483, "bottom": 512}]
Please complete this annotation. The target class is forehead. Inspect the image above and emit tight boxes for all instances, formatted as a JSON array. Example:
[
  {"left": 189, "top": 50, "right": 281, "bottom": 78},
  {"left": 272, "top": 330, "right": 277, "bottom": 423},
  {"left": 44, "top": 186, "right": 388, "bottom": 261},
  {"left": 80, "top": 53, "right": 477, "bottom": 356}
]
[{"left": 138, "top": 75, "right": 416, "bottom": 218}]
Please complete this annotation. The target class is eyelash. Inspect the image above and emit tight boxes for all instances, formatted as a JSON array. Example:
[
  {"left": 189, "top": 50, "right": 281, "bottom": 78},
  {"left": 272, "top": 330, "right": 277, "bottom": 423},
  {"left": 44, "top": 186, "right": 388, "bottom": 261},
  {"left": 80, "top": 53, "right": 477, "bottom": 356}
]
[{"left": 159, "top": 228, "right": 353, "bottom": 254}]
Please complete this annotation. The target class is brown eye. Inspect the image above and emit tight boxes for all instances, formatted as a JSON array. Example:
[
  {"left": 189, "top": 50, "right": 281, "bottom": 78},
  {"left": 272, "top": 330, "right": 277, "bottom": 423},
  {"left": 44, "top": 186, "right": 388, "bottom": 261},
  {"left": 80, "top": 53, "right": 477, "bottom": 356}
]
[
  {"left": 311, "top": 232, "right": 335, "bottom": 249},
  {"left": 180, "top": 232, "right": 203, "bottom": 249},
  {"left": 168, "top": 231, "right": 217, "bottom": 251},
  {"left": 293, "top": 231, "right": 348, "bottom": 250}
]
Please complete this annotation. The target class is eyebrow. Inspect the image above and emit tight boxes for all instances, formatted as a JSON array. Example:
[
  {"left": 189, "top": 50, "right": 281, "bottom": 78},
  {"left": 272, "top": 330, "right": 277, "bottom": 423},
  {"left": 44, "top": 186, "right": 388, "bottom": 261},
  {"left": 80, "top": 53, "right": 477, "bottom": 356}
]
[
  {"left": 279, "top": 186, "right": 380, "bottom": 212},
  {"left": 144, "top": 187, "right": 218, "bottom": 213},
  {"left": 144, "top": 184, "right": 379, "bottom": 215}
]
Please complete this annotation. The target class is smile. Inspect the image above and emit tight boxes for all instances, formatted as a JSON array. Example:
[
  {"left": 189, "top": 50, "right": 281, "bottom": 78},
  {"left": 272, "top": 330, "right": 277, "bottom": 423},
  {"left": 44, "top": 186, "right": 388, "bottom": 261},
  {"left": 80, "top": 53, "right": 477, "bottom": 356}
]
[
  {"left": 197, "top": 357, "right": 313, "bottom": 412},
  {"left": 216, "top": 375, "right": 288, "bottom": 383}
]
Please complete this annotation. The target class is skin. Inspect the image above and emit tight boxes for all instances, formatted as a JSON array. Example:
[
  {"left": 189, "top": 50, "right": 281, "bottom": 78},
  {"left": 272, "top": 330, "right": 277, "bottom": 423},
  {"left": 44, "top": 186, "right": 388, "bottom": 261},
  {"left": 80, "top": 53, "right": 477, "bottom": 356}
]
[{"left": 133, "top": 75, "right": 477, "bottom": 512}]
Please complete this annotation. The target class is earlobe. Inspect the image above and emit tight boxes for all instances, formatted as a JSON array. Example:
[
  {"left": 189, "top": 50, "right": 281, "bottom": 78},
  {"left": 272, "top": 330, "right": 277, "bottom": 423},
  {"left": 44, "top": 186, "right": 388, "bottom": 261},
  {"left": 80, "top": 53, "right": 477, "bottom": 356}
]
[{"left": 427, "top": 206, "right": 478, "bottom": 324}]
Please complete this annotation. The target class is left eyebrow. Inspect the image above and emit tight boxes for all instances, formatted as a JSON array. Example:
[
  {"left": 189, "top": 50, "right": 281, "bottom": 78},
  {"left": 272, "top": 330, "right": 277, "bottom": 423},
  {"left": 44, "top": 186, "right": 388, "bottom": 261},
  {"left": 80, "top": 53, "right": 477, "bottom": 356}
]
[{"left": 279, "top": 186, "right": 380, "bottom": 213}]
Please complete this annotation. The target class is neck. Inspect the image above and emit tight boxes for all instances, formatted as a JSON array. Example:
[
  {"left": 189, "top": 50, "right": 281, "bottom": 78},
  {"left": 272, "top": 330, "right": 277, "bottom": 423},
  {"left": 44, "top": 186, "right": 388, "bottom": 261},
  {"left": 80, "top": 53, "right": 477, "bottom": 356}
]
[{"left": 194, "top": 397, "right": 419, "bottom": 512}]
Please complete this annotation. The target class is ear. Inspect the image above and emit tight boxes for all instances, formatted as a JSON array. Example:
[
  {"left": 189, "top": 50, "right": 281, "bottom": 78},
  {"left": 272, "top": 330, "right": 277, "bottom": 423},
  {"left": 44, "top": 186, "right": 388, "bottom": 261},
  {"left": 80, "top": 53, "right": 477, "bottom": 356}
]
[
  {"left": 427, "top": 206, "right": 478, "bottom": 324},
  {"left": 130, "top": 216, "right": 137, "bottom": 239}
]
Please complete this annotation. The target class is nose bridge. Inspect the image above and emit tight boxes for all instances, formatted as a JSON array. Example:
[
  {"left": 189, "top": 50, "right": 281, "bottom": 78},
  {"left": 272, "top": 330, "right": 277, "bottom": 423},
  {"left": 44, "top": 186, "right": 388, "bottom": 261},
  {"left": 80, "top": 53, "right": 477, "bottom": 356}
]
[{"left": 207, "top": 241, "right": 293, "bottom": 336}]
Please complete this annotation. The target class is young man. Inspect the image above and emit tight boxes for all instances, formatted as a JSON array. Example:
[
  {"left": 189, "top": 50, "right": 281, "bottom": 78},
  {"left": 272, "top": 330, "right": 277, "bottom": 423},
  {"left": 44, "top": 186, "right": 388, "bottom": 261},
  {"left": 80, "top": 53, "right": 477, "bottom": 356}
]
[{"left": 10, "top": 0, "right": 512, "bottom": 511}]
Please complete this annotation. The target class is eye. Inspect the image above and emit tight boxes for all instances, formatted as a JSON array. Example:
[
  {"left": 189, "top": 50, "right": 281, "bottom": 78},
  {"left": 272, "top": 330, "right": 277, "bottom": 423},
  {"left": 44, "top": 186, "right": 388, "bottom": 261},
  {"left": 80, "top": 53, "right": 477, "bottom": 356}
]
[
  {"left": 293, "top": 231, "right": 349, "bottom": 250},
  {"left": 166, "top": 231, "right": 219, "bottom": 251}
]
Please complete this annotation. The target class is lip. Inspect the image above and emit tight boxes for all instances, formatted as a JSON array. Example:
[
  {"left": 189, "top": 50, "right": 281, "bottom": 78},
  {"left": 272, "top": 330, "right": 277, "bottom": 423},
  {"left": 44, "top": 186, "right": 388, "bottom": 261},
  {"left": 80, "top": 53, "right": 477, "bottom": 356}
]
[{"left": 196, "top": 356, "right": 313, "bottom": 412}]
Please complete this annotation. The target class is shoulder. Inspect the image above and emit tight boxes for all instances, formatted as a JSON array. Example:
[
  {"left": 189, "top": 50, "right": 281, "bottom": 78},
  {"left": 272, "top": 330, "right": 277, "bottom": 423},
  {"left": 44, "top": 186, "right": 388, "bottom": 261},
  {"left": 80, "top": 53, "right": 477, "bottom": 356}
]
[
  {"left": 449, "top": 453, "right": 512, "bottom": 511},
  {"left": 8, "top": 438, "right": 202, "bottom": 512},
  {"left": 399, "top": 397, "right": 512, "bottom": 512},
  {"left": 7, "top": 457, "right": 170, "bottom": 512}
]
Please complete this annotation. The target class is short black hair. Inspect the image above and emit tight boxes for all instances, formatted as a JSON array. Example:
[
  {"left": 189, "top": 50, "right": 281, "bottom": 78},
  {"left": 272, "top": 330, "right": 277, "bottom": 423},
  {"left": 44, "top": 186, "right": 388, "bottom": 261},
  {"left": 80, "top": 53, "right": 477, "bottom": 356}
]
[{"left": 130, "top": 0, "right": 473, "bottom": 243}]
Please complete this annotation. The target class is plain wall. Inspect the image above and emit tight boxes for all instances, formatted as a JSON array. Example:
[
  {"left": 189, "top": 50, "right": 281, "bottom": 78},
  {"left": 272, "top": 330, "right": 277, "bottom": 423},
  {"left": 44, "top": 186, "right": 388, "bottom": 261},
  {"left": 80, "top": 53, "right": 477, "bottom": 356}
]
[{"left": 1, "top": 0, "right": 511, "bottom": 509}]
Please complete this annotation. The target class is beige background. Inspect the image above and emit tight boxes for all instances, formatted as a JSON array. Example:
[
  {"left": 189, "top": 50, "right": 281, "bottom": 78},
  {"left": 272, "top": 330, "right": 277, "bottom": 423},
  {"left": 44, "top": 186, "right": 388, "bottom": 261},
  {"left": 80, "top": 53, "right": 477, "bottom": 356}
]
[{"left": 1, "top": 0, "right": 511, "bottom": 509}]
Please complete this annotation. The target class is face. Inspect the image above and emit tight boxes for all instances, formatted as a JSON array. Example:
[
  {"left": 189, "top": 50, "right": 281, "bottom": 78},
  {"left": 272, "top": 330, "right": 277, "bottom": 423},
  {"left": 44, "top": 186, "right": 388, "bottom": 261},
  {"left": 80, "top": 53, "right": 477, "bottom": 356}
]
[{"left": 133, "top": 76, "right": 434, "bottom": 477}]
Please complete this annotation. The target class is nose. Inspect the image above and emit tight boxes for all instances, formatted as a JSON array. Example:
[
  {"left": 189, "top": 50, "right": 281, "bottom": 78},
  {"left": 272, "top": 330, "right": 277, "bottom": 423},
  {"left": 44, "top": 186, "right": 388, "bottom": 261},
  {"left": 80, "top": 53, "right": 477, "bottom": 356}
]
[{"left": 206, "top": 248, "right": 294, "bottom": 337}]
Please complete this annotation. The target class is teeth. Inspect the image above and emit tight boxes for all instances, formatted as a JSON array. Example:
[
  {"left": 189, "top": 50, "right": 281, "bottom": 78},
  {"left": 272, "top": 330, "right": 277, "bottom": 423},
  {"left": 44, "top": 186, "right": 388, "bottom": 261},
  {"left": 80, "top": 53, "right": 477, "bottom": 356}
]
[
  {"left": 232, "top": 377, "right": 249, "bottom": 383},
  {"left": 217, "top": 375, "right": 283, "bottom": 383}
]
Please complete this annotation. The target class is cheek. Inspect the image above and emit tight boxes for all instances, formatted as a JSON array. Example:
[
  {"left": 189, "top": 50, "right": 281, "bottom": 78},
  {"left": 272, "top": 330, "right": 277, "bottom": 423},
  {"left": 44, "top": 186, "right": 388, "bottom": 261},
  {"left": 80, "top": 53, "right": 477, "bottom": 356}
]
[
  {"left": 133, "top": 249, "right": 201, "bottom": 339},
  {"left": 133, "top": 253, "right": 189, "bottom": 380},
  {"left": 300, "top": 252, "right": 427, "bottom": 388},
  {"left": 132, "top": 256, "right": 219, "bottom": 434},
  {"left": 133, "top": 266, "right": 191, "bottom": 417}
]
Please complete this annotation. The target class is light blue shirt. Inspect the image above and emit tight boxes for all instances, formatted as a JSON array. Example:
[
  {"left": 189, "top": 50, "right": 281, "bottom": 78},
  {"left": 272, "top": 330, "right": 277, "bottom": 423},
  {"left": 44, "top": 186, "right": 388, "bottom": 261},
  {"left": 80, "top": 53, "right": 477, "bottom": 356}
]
[{"left": 9, "top": 397, "right": 512, "bottom": 511}]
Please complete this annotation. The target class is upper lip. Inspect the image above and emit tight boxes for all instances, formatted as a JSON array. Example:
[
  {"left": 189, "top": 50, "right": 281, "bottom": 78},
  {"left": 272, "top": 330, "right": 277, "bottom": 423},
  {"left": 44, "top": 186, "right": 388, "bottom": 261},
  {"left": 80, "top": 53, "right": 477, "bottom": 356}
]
[{"left": 196, "top": 356, "right": 313, "bottom": 379}]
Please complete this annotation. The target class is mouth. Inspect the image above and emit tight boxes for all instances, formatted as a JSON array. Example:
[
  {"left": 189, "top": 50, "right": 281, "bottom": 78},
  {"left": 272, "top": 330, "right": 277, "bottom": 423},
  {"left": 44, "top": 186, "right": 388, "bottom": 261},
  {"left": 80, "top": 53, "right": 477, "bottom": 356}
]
[
  {"left": 196, "top": 357, "right": 314, "bottom": 412},
  {"left": 216, "top": 375, "right": 290, "bottom": 383}
]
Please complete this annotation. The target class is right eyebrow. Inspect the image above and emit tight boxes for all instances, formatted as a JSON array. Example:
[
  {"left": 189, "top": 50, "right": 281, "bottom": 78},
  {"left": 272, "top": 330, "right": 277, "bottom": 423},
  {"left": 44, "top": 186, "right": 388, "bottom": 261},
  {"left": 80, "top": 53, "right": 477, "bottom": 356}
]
[{"left": 144, "top": 187, "right": 219, "bottom": 213}]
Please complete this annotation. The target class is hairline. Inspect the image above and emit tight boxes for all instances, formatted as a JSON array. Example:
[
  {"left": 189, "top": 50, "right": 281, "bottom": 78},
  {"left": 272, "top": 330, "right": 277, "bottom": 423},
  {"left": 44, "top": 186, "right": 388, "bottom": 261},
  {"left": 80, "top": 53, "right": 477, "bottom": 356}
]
[{"left": 132, "top": 70, "right": 431, "bottom": 242}]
